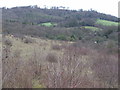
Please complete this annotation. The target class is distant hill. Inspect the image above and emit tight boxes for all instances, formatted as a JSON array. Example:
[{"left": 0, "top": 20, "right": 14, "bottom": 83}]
[
  {"left": 2, "top": 6, "right": 118, "bottom": 26},
  {"left": 2, "top": 6, "right": 118, "bottom": 43}
]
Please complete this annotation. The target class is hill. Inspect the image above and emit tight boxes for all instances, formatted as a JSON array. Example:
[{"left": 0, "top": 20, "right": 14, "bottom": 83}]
[
  {"left": 2, "top": 6, "right": 118, "bottom": 88},
  {"left": 2, "top": 6, "right": 118, "bottom": 25},
  {"left": 2, "top": 6, "right": 118, "bottom": 43}
]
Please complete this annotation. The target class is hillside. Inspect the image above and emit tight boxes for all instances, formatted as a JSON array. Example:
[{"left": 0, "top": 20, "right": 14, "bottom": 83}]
[
  {"left": 2, "top": 6, "right": 118, "bottom": 88},
  {"left": 2, "top": 6, "right": 118, "bottom": 43},
  {"left": 2, "top": 6, "right": 118, "bottom": 25}
]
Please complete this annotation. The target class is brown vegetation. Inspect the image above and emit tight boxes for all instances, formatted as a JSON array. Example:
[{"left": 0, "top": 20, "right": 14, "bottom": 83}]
[{"left": 2, "top": 36, "right": 118, "bottom": 88}]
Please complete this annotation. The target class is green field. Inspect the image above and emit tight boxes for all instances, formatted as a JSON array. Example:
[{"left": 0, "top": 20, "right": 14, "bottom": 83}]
[
  {"left": 39, "top": 22, "right": 57, "bottom": 27},
  {"left": 96, "top": 19, "right": 118, "bottom": 26},
  {"left": 84, "top": 26, "right": 102, "bottom": 31}
]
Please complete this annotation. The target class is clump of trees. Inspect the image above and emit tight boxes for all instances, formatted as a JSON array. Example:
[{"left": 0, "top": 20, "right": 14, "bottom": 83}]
[
  {"left": 2, "top": 6, "right": 118, "bottom": 27},
  {"left": 2, "top": 6, "right": 118, "bottom": 45}
]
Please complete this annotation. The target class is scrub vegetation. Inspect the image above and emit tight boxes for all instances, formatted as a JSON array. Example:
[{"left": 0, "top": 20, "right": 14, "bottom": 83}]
[{"left": 2, "top": 6, "right": 118, "bottom": 88}]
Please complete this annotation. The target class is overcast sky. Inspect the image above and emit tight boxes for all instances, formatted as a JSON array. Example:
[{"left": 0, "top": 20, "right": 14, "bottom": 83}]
[{"left": 0, "top": 0, "right": 119, "bottom": 17}]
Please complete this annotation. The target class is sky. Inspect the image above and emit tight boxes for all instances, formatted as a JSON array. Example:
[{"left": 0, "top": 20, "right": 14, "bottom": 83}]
[{"left": 0, "top": 0, "right": 119, "bottom": 17}]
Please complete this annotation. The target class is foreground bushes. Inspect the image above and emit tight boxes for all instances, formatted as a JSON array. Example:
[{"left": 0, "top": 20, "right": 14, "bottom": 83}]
[
  {"left": 91, "top": 53, "right": 118, "bottom": 88},
  {"left": 44, "top": 47, "right": 84, "bottom": 88},
  {"left": 2, "top": 38, "right": 118, "bottom": 88}
]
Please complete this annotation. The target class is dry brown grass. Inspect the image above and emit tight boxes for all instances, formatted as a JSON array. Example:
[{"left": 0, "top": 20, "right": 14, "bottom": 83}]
[{"left": 2, "top": 35, "right": 118, "bottom": 88}]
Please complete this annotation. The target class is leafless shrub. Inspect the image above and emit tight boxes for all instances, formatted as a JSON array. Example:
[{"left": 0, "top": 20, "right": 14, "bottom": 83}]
[
  {"left": 28, "top": 48, "right": 44, "bottom": 81},
  {"left": 29, "top": 58, "right": 42, "bottom": 79},
  {"left": 3, "top": 60, "right": 33, "bottom": 88},
  {"left": 2, "top": 53, "right": 21, "bottom": 88},
  {"left": 43, "top": 44, "right": 118, "bottom": 88},
  {"left": 4, "top": 39, "right": 12, "bottom": 47},
  {"left": 3, "top": 38, "right": 12, "bottom": 59},
  {"left": 2, "top": 46, "right": 44, "bottom": 88},
  {"left": 91, "top": 52, "right": 118, "bottom": 88},
  {"left": 2, "top": 47, "right": 33, "bottom": 88},
  {"left": 44, "top": 47, "right": 89, "bottom": 88},
  {"left": 46, "top": 53, "right": 58, "bottom": 63},
  {"left": 2, "top": 52, "right": 38, "bottom": 88},
  {"left": 2, "top": 48, "right": 19, "bottom": 88}
]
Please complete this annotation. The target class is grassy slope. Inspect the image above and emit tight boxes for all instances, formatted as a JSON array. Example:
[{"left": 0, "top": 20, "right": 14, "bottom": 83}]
[
  {"left": 83, "top": 19, "right": 118, "bottom": 32},
  {"left": 6, "top": 35, "right": 63, "bottom": 60},
  {"left": 5, "top": 35, "right": 92, "bottom": 81},
  {"left": 84, "top": 26, "right": 102, "bottom": 31},
  {"left": 96, "top": 19, "right": 118, "bottom": 26}
]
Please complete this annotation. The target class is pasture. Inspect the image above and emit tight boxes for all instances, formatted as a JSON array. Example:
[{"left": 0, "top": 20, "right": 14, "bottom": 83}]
[
  {"left": 96, "top": 19, "right": 118, "bottom": 26},
  {"left": 84, "top": 26, "right": 102, "bottom": 31}
]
